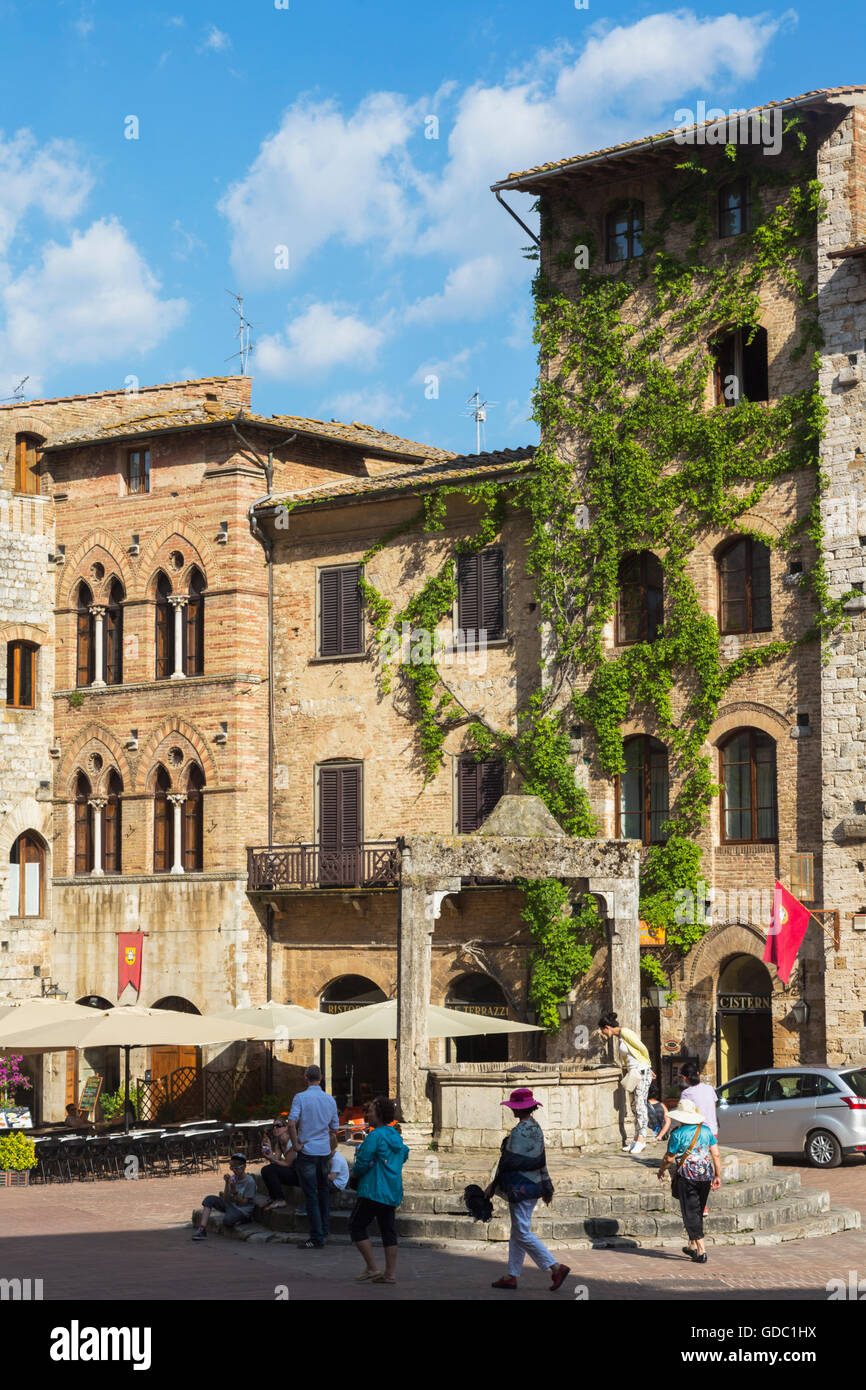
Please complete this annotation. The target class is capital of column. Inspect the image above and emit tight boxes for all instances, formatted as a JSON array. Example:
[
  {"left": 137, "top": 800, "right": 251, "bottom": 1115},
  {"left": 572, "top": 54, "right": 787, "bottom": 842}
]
[
  {"left": 87, "top": 797, "right": 107, "bottom": 810},
  {"left": 88, "top": 604, "right": 107, "bottom": 618},
  {"left": 167, "top": 793, "right": 187, "bottom": 806},
  {"left": 168, "top": 595, "right": 188, "bottom": 609}
]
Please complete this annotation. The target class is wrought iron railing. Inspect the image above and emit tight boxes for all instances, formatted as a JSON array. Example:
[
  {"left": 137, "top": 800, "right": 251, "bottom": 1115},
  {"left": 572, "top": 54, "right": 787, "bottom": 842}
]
[{"left": 246, "top": 841, "right": 400, "bottom": 891}]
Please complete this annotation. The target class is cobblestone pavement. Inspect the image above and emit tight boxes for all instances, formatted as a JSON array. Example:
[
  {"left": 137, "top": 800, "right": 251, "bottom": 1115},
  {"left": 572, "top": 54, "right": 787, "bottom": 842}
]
[{"left": 1, "top": 1156, "right": 863, "bottom": 1302}]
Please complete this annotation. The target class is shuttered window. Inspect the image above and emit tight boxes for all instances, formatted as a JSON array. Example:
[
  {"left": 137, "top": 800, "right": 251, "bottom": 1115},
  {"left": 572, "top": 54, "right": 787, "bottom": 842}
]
[
  {"left": 9, "top": 833, "right": 44, "bottom": 917},
  {"left": 183, "top": 765, "right": 204, "bottom": 871},
  {"left": 105, "top": 581, "right": 124, "bottom": 686},
  {"left": 76, "top": 583, "right": 94, "bottom": 688},
  {"left": 154, "top": 573, "right": 172, "bottom": 680},
  {"left": 457, "top": 757, "right": 504, "bottom": 833},
  {"left": 319, "top": 764, "right": 362, "bottom": 848},
  {"left": 319, "top": 566, "right": 364, "bottom": 657},
  {"left": 457, "top": 549, "right": 505, "bottom": 642},
  {"left": 184, "top": 569, "right": 205, "bottom": 675},
  {"left": 14, "top": 434, "right": 41, "bottom": 495},
  {"left": 104, "top": 771, "right": 123, "bottom": 874},
  {"left": 6, "top": 641, "right": 36, "bottom": 708},
  {"left": 74, "top": 772, "right": 93, "bottom": 875},
  {"left": 153, "top": 766, "right": 172, "bottom": 872}
]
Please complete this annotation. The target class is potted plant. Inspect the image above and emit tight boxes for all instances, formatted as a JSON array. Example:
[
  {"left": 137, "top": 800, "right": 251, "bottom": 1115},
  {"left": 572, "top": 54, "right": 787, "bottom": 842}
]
[
  {"left": 0, "top": 1052, "right": 32, "bottom": 1128},
  {"left": 0, "top": 1132, "right": 37, "bottom": 1187}
]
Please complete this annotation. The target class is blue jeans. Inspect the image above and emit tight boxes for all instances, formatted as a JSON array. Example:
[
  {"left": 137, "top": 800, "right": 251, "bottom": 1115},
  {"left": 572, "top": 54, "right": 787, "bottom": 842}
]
[{"left": 295, "top": 1154, "right": 331, "bottom": 1244}]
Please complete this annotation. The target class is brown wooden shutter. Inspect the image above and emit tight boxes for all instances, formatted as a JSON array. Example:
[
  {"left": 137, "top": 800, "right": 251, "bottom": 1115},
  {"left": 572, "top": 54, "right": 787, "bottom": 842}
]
[
  {"left": 77, "top": 604, "right": 93, "bottom": 687},
  {"left": 479, "top": 758, "right": 504, "bottom": 821},
  {"left": 320, "top": 569, "right": 340, "bottom": 657},
  {"left": 185, "top": 596, "right": 203, "bottom": 674},
  {"left": 104, "top": 789, "right": 121, "bottom": 874},
  {"left": 480, "top": 549, "right": 504, "bottom": 640},
  {"left": 340, "top": 566, "right": 363, "bottom": 654},
  {"left": 155, "top": 591, "right": 171, "bottom": 679},
  {"left": 153, "top": 778, "right": 171, "bottom": 872},
  {"left": 74, "top": 794, "right": 92, "bottom": 875},
  {"left": 457, "top": 757, "right": 481, "bottom": 832},
  {"left": 105, "top": 588, "right": 123, "bottom": 686},
  {"left": 183, "top": 769, "right": 204, "bottom": 871},
  {"left": 339, "top": 764, "right": 361, "bottom": 847},
  {"left": 457, "top": 554, "right": 480, "bottom": 635},
  {"left": 319, "top": 765, "right": 362, "bottom": 848}
]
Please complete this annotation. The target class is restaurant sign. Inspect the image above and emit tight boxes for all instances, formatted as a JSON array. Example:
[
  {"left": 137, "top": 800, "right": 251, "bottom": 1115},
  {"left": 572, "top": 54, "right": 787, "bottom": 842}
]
[
  {"left": 321, "top": 1001, "right": 368, "bottom": 1014},
  {"left": 446, "top": 1003, "right": 508, "bottom": 1018},
  {"left": 718, "top": 993, "right": 772, "bottom": 1012},
  {"left": 639, "top": 920, "right": 666, "bottom": 947}
]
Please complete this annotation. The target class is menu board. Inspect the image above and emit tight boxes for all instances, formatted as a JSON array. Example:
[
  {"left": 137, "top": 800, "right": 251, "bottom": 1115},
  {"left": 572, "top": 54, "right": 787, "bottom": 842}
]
[{"left": 79, "top": 1075, "right": 102, "bottom": 1116}]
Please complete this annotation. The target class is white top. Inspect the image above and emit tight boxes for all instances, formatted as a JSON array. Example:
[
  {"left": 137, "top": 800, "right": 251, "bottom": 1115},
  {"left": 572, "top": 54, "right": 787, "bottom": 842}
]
[
  {"left": 619, "top": 1037, "right": 647, "bottom": 1068},
  {"left": 288, "top": 1084, "right": 339, "bottom": 1157},
  {"left": 329, "top": 1150, "right": 350, "bottom": 1190}
]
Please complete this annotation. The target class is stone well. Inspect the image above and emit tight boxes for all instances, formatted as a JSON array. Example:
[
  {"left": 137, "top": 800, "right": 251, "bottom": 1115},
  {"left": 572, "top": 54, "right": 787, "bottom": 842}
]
[{"left": 428, "top": 1061, "right": 622, "bottom": 1151}]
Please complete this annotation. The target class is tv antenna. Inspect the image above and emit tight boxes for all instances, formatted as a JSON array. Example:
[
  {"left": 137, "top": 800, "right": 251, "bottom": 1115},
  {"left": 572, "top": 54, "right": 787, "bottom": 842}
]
[
  {"left": 225, "top": 292, "right": 254, "bottom": 375},
  {"left": 462, "top": 388, "right": 498, "bottom": 454},
  {"left": 0, "top": 376, "right": 30, "bottom": 403}
]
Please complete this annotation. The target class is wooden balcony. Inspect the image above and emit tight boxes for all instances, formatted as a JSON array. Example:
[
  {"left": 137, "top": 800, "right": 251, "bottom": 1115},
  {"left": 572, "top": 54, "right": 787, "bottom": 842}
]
[{"left": 246, "top": 841, "right": 401, "bottom": 892}]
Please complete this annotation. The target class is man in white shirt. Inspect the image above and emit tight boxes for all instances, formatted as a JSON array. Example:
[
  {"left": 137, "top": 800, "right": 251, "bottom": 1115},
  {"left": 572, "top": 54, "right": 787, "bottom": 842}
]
[
  {"left": 288, "top": 1064, "right": 340, "bottom": 1248},
  {"left": 297, "top": 1148, "right": 351, "bottom": 1217}
]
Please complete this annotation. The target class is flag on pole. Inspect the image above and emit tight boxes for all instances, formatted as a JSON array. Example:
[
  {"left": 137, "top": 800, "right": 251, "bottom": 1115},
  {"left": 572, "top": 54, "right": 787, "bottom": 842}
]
[{"left": 763, "top": 881, "right": 810, "bottom": 984}]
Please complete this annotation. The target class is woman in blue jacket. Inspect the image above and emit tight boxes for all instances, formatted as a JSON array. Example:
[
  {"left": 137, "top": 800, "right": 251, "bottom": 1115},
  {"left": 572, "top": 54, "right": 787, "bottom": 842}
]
[{"left": 350, "top": 1095, "right": 410, "bottom": 1285}]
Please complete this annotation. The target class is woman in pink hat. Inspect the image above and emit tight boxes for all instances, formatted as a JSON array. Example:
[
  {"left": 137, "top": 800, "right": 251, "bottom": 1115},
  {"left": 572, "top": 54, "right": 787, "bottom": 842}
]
[{"left": 483, "top": 1087, "right": 570, "bottom": 1292}]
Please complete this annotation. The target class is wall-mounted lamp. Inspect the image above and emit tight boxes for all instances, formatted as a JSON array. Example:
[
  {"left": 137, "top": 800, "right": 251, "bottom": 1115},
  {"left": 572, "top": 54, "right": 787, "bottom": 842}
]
[
  {"left": 214, "top": 721, "right": 228, "bottom": 746},
  {"left": 216, "top": 521, "right": 229, "bottom": 545},
  {"left": 647, "top": 986, "right": 668, "bottom": 1010},
  {"left": 125, "top": 729, "right": 139, "bottom": 751},
  {"left": 556, "top": 1000, "right": 573, "bottom": 1023},
  {"left": 128, "top": 534, "right": 140, "bottom": 556},
  {"left": 791, "top": 998, "right": 810, "bottom": 1026}
]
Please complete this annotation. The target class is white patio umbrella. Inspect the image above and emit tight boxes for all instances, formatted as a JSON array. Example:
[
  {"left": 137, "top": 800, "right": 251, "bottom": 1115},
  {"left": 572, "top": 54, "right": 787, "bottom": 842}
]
[
  {"left": 210, "top": 1001, "right": 334, "bottom": 1040},
  {"left": 0, "top": 999, "right": 99, "bottom": 1038},
  {"left": 322, "top": 999, "right": 542, "bottom": 1040},
  {"left": 2, "top": 1004, "right": 276, "bottom": 1132}
]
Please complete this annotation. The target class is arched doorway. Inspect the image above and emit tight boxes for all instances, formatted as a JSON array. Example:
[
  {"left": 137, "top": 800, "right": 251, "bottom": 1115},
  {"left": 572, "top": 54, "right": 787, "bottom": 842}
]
[
  {"left": 716, "top": 954, "right": 773, "bottom": 1084},
  {"left": 150, "top": 996, "right": 202, "bottom": 1090},
  {"left": 75, "top": 995, "right": 120, "bottom": 1109},
  {"left": 445, "top": 973, "right": 510, "bottom": 1064},
  {"left": 320, "top": 975, "right": 388, "bottom": 1112}
]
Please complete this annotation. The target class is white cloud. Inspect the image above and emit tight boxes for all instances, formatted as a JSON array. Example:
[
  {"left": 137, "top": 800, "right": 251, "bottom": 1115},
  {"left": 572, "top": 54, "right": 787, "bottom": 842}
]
[
  {"left": 410, "top": 345, "right": 473, "bottom": 385},
  {"left": 219, "top": 93, "right": 420, "bottom": 280},
  {"left": 406, "top": 255, "right": 510, "bottom": 325},
  {"left": 1, "top": 218, "right": 187, "bottom": 381},
  {"left": 255, "top": 302, "right": 388, "bottom": 379},
  {"left": 326, "top": 387, "right": 408, "bottom": 426},
  {"left": 0, "top": 130, "right": 93, "bottom": 257},
  {"left": 202, "top": 25, "right": 230, "bottom": 52}
]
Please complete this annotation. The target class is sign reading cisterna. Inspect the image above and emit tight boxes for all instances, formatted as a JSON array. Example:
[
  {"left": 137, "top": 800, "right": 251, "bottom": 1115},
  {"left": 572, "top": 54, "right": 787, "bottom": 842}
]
[{"left": 674, "top": 103, "right": 782, "bottom": 156}]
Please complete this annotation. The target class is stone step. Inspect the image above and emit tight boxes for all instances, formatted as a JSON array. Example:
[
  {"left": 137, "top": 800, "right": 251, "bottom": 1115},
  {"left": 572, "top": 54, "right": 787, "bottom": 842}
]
[
  {"left": 399, "top": 1147, "right": 775, "bottom": 1192},
  {"left": 194, "top": 1202, "right": 860, "bottom": 1250}
]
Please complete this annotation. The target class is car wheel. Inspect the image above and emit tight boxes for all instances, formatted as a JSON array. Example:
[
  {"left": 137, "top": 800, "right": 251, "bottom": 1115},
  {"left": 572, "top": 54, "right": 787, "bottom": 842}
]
[{"left": 806, "top": 1129, "right": 842, "bottom": 1169}]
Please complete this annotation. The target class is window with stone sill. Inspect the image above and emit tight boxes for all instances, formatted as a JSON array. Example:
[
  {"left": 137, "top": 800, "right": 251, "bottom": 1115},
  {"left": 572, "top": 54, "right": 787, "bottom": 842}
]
[{"left": 719, "top": 728, "right": 778, "bottom": 845}]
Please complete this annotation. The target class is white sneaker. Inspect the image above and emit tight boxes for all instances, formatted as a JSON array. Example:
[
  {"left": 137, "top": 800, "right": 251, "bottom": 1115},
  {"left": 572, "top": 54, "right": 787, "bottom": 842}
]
[
  {"left": 622, "top": 1142, "right": 635, "bottom": 1153},
  {"left": 630, "top": 1141, "right": 646, "bottom": 1155}
]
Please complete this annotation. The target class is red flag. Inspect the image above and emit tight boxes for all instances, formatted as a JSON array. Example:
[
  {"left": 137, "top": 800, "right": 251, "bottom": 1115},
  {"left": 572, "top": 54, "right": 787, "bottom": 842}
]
[
  {"left": 118, "top": 933, "right": 144, "bottom": 996},
  {"left": 763, "top": 881, "right": 810, "bottom": 984}
]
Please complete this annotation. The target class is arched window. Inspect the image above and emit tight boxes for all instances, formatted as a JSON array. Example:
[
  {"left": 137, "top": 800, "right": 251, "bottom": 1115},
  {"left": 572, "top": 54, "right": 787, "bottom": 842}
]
[
  {"left": 76, "top": 582, "right": 95, "bottom": 687},
  {"left": 719, "top": 729, "right": 777, "bottom": 844},
  {"left": 104, "top": 770, "right": 123, "bottom": 874},
  {"left": 6, "top": 641, "right": 37, "bottom": 708},
  {"left": 154, "top": 573, "right": 172, "bottom": 680},
  {"left": 9, "top": 832, "right": 44, "bottom": 917},
  {"left": 615, "top": 736, "right": 669, "bottom": 845},
  {"left": 717, "top": 537, "right": 771, "bottom": 634},
  {"left": 14, "top": 434, "right": 41, "bottom": 495},
  {"left": 153, "top": 765, "right": 172, "bottom": 872},
  {"left": 616, "top": 552, "right": 663, "bottom": 645},
  {"left": 712, "top": 326, "right": 768, "bottom": 405},
  {"left": 105, "top": 580, "right": 124, "bottom": 686},
  {"left": 183, "top": 764, "right": 205, "bottom": 872},
  {"left": 74, "top": 771, "right": 93, "bottom": 874},
  {"left": 606, "top": 201, "right": 643, "bottom": 262},
  {"left": 184, "top": 568, "right": 205, "bottom": 676}
]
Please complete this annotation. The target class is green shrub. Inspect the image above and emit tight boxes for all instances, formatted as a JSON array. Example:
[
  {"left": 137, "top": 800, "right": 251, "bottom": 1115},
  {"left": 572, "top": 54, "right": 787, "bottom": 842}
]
[
  {"left": 0, "top": 1132, "right": 37, "bottom": 1171},
  {"left": 99, "top": 1088, "right": 138, "bottom": 1123}
]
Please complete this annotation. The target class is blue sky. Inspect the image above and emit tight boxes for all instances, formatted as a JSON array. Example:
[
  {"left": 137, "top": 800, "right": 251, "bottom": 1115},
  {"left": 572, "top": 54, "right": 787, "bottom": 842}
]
[{"left": 0, "top": 2, "right": 860, "bottom": 453}]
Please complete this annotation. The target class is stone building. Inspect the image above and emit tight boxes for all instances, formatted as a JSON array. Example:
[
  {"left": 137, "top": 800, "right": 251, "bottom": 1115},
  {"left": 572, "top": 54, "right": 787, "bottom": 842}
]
[{"left": 492, "top": 86, "right": 866, "bottom": 1086}]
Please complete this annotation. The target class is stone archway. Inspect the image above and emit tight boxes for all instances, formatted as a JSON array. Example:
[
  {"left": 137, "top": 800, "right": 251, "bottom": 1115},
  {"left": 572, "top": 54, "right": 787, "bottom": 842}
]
[{"left": 396, "top": 794, "right": 640, "bottom": 1123}]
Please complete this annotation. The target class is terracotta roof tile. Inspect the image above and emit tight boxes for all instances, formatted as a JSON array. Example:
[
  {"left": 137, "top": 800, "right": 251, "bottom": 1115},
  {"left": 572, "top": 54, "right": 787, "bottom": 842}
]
[{"left": 493, "top": 86, "right": 866, "bottom": 188}]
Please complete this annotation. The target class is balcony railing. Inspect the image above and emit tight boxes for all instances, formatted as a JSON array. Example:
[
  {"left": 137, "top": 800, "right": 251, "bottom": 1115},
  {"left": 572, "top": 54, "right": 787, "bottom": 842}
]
[{"left": 247, "top": 841, "right": 401, "bottom": 891}]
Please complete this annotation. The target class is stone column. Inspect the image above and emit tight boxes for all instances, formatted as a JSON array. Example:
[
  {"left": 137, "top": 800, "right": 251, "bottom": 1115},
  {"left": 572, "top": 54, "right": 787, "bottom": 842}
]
[
  {"left": 396, "top": 867, "right": 460, "bottom": 1127},
  {"left": 88, "top": 797, "right": 107, "bottom": 875},
  {"left": 168, "top": 794, "right": 186, "bottom": 873},
  {"left": 589, "top": 872, "right": 641, "bottom": 1036},
  {"left": 90, "top": 606, "right": 106, "bottom": 687},
  {"left": 169, "top": 595, "right": 187, "bottom": 679}
]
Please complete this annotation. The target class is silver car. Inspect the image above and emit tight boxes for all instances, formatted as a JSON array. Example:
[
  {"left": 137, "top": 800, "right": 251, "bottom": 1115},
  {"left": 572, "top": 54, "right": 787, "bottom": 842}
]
[{"left": 717, "top": 1065, "right": 866, "bottom": 1168}]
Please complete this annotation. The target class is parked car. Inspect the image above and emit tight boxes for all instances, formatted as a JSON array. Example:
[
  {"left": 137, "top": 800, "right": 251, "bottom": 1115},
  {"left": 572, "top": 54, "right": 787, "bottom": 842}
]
[{"left": 716, "top": 1065, "right": 866, "bottom": 1168}]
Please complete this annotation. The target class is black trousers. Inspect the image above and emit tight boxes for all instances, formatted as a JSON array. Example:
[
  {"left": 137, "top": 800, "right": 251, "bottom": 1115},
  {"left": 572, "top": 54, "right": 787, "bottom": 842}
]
[
  {"left": 261, "top": 1161, "right": 300, "bottom": 1201},
  {"left": 678, "top": 1176, "right": 712, "bottom": 1241},
  {"left": 349, "top": 1197, "right": 398, "bottom": 1249}
]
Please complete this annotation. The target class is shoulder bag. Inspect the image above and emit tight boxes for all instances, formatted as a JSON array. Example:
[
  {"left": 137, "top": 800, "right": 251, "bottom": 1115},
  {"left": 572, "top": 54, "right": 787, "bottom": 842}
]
[{"left": 669, "top": 1124, "right": 701, "bottom": 1200}]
